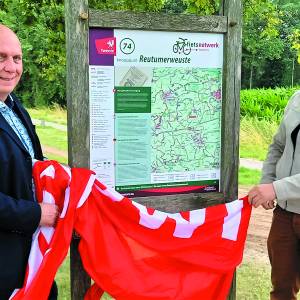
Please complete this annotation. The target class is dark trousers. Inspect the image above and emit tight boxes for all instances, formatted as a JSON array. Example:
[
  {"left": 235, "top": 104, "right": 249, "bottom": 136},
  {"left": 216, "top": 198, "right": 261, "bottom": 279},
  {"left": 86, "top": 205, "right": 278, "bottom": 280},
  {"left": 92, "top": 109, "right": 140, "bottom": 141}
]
[
  {"left": 268, "top": 206, "right": 300, "bottom": 300},
  {"left": 0, "top": 281, "right": 57, "bottom": 300}
]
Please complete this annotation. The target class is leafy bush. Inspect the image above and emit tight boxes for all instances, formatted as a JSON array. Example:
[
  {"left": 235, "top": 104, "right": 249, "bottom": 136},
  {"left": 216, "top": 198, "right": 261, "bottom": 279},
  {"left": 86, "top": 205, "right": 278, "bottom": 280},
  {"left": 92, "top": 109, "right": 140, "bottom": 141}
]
[{"left": 240, "top": 86, "right": 300, "bottom": 121}]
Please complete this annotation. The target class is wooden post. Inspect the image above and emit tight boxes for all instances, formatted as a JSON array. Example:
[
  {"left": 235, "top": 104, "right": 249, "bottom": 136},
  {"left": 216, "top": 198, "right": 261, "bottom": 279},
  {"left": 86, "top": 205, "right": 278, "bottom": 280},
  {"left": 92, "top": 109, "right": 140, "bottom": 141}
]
[
  {"left": 222, "top": 0, "right": 243, "bottom": 299},
  {"left": 222, "top": 0, "right": 242, "bottom": 202},
  {"left": 65, "top": 0, "right": 91, "bottom": 299}
]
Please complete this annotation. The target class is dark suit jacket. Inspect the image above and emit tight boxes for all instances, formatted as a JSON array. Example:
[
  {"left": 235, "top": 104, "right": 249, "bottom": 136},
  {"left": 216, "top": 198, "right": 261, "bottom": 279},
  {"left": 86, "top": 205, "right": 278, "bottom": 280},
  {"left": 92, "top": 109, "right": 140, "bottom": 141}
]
[{"left": 0, "top": 94, "right": 43, "bottom": 290}]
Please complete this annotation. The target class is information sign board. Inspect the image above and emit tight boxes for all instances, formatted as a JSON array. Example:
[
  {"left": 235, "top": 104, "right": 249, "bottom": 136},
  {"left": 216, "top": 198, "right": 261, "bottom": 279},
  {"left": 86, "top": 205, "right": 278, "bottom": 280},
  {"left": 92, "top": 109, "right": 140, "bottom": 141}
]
[{"left": 89, "top": 28, "right": 223, "bottom": 197}]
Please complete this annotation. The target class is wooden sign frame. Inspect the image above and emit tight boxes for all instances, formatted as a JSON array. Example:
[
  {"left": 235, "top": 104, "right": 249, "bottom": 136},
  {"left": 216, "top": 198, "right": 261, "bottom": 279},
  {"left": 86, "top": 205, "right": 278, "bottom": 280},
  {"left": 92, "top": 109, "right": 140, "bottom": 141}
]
[{"left": 65, "top": 1, "right": 242, "bottom": 299}]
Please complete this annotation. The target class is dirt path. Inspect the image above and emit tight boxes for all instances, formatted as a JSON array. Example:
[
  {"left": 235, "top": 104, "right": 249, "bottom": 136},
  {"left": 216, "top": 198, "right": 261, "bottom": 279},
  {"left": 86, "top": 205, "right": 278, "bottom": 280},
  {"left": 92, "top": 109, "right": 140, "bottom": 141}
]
[
  {"left": 244, "top": 206, "right": 271, "bottom": 264},
  {"left": 42, "top": 145, "right": 67, "bottom": 158},
  {"left": 239, "top": 186, "right": 272, "bottom": 264}
]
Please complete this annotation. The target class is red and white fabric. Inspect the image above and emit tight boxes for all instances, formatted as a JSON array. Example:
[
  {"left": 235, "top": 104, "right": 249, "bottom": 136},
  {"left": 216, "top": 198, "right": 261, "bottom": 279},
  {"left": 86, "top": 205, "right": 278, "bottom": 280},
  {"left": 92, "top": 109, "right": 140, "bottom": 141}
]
[{"left": 10, "top": 160, "right": 251, "bottom": 300}]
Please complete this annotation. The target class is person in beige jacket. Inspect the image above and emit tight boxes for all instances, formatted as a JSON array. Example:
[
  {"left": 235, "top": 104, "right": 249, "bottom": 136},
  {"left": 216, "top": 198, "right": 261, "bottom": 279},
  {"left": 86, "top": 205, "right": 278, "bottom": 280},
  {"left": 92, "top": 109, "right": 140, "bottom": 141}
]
[{"left": 249, "top": 90, "right": 300, "bottom": 300}]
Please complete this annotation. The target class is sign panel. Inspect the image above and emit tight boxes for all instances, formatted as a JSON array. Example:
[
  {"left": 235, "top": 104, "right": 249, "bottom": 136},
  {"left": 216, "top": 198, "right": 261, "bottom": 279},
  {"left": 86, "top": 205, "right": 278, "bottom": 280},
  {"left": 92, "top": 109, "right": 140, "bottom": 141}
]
[{"left": 89, "top": 28, "right": 223, "bottom": 197}]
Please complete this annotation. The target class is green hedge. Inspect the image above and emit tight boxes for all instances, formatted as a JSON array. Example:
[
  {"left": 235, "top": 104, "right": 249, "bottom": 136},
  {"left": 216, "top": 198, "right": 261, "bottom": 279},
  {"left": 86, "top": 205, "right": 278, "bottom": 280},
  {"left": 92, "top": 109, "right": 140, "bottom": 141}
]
[{"left": 240, "top": 86, "right": 300, "bottom": 122}]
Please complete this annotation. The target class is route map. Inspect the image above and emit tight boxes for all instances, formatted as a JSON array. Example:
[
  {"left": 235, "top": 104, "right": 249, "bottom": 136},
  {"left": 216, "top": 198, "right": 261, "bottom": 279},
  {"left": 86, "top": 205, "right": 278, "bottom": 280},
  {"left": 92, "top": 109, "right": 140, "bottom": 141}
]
[{"left": 151, "top": 67, "right": 222, "bottom": 174}]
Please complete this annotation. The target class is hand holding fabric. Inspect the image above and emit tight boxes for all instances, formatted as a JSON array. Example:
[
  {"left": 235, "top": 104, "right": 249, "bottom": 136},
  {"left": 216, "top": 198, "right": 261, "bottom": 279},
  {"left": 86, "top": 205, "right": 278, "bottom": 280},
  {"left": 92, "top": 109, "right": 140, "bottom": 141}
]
[
  {"left": 248, "top": 183, "right": 276, "bottom": 208},
  {"left": 39, "top": 203, "right": 59, "bottom": 227}
]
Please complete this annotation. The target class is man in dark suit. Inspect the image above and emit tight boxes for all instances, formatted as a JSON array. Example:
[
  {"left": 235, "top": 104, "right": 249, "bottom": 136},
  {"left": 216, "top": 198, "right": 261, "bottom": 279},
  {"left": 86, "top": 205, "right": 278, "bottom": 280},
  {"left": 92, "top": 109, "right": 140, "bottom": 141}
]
[{"left": 0, "top": 24, "right": 59, "bottom": 299}]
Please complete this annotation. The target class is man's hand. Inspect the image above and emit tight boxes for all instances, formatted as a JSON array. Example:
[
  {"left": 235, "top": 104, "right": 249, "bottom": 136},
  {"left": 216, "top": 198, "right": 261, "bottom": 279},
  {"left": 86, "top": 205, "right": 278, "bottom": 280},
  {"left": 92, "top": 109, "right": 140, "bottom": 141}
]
[
  {"left": 39, "top": 203, "right": 59, "bottom": 227},
  {"left": 248, "top": 183, "right": 276, "bottom": 208},
  {"left": 261, "top": 199, "right": 276, "bottom": 210}
]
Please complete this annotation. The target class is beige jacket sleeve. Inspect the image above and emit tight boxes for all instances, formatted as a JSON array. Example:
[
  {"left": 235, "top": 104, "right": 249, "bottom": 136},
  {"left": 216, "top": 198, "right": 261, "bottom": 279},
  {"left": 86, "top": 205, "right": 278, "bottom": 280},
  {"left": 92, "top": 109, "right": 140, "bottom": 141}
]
[
  {"left": 273, "top": 174, "right": 300, "bottom": 203},
  {"left": 260, "top": 121, "right": 286, "bottom": 184},
  {"left": 260, "top": 91, "right": 300, "bottom": 206}
]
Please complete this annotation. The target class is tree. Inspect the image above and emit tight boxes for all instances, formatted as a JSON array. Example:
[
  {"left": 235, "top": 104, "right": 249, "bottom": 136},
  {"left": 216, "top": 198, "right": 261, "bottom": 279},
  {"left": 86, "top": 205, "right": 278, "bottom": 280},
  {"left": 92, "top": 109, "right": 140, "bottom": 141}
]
[
  {"left": 0, "top": 0, "right": 65, "bottom": 106},
  {"left": 162, "top": 0, "right": 187, "bottom": 13},
  {"left": 273, "top": 0, "right": 300, "bottom": 10},
  {"left": 270, "top": 0, "right": 300, "bottom": 86},
  {"left": 242, "top": 0, "right": 284, "bottom": 89},
  {"left": 183, "top": 0, "right": 219, "bottom": 15},
  {"left": 89, "top": 0, "right": 165, "bottom": 12},
  {"left": 290, "top": 30, "right": 300, "bottom": 63}
]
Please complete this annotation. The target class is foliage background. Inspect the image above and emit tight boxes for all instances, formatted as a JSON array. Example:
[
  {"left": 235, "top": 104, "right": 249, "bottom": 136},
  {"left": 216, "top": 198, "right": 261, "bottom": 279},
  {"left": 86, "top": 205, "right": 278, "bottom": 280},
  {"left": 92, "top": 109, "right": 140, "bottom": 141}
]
[
  {"left": 0, "top": 0, "right": 299, "bottom": 106},
  {"left": 0, "top": 0, "right": 65, "bottom": 106}
]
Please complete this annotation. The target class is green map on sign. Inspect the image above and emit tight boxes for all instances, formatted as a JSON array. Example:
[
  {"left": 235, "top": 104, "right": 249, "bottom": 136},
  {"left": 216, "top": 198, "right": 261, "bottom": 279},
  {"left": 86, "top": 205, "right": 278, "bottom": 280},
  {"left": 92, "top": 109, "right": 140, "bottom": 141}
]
[{"left": 151, "top": 67, "right": 222, "bottom": 173}]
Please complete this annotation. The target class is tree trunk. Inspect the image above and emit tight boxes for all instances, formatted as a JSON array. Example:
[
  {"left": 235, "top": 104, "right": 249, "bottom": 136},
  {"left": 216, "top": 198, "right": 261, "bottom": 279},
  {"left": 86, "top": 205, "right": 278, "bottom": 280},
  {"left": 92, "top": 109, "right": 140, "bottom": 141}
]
[
  {"left": 249, "top": 63, "right": 253, "bottom": 89},
  {"left": 292, "top": 57, "right": 295, "bottom": 87}
]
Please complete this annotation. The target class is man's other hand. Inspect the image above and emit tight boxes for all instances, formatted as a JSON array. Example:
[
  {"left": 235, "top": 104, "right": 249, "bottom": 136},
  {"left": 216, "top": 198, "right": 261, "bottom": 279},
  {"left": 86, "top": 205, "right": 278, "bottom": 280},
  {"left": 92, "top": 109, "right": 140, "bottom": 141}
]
[
  {"left": 248, "top": 183, "right": 276, "bottom": 208},
  {"left": 39, "top": 203, "right": 59, "bottom": 227}
]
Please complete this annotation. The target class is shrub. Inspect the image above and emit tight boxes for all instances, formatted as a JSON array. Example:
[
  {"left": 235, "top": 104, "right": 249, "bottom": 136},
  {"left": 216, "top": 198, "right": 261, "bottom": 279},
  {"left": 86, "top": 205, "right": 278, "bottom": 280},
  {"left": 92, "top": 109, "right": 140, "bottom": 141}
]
[{"left": 240, "top": 86, "right": 300, "bottom": 122}]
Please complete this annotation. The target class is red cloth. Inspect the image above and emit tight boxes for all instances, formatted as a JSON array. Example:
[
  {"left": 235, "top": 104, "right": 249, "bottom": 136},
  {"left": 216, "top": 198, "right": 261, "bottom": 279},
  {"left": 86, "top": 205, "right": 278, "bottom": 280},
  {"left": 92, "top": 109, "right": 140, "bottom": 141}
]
[{"left": 10, "top": 160, "right": 251, "bottom": 300}]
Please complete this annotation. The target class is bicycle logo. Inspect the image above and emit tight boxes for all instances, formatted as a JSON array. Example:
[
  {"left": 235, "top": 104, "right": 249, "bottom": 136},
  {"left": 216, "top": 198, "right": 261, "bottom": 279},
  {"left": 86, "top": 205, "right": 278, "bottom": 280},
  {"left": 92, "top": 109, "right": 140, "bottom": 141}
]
[{"left": 173, "top": 38, "right": 191, "bottom": 55}]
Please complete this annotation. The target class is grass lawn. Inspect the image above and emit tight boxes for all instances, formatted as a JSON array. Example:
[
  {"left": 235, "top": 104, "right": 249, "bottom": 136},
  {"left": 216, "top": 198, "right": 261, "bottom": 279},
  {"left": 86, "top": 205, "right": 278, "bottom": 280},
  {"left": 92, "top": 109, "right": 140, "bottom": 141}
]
[
  {"left": 55, "top": 255, "right": 70, "bottom": 300},
  {"left": 55, "top": 254, "right": 112, "bottom": 299},
  {"left": 27, "top": 105, "right": 67, "bottom": 125},
  {"left": 35, "top": 125, "right": 67, "bottom": 151},
  {"left": 237, "top": 263, "right": 272, "bottom": 300},
  {"left": 44, "top": 153, "right": 68, "bottom": 164},
  {"left": 240, "top": 117, "right": 278, "bottom": 161},
  {"left": 35, "top": 125, "right": 68, "bottom": 164},
  {"left": 239, "top": 167, "right": 261, "bottom": 186}
]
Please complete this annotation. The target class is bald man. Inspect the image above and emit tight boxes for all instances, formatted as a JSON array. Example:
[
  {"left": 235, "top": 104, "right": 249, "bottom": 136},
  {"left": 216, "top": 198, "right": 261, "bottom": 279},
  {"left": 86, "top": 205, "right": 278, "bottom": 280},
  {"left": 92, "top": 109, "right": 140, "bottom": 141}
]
[{"left": 0, "top": 25, "right": 59, "bottom": 299}]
